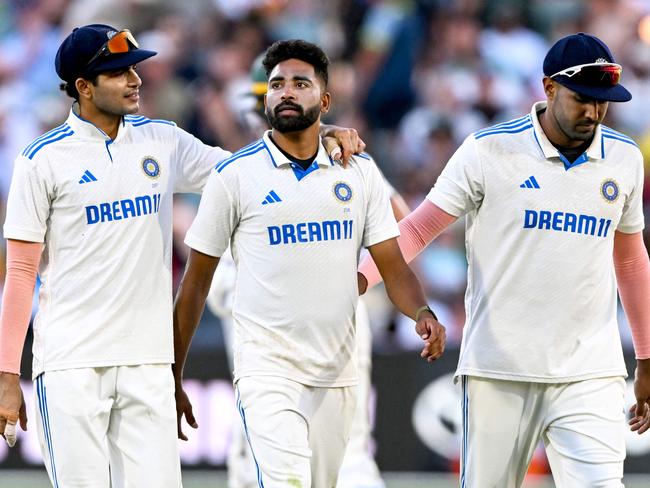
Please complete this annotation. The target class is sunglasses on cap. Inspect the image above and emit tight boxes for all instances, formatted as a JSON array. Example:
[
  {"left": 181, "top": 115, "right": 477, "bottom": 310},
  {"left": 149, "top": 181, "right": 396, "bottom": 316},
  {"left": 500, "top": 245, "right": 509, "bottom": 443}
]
[
  {"left": 550, "top": 62, "right": 622, "bottom": 86},
  {"left": 85, "top": 29, "right": 139, "bottom": 67}
]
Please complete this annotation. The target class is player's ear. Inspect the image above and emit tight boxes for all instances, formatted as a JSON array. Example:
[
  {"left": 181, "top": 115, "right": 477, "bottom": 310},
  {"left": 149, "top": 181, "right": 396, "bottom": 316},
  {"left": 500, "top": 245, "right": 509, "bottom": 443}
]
[
  {"left": 543, "top": 77, "right": 556, "bottom": 101},
  {"left": 320, "top": 91, "right": 330, "bottom": 115},
  {"left": 76, "top": 77, "right": 93, "bottom": 101}
]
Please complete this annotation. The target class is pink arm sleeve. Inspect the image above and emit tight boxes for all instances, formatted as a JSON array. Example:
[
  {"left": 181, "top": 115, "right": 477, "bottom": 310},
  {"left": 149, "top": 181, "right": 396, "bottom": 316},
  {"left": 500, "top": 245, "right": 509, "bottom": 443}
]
[
  {"left": 359, "top": 199, "right": 457, "bottom": 288},
  {"left": 0, "top": 240, "right": 42, "bottom": 374},
  {"left": 614, "top": 231, "right": 650, "bottom": 360}
]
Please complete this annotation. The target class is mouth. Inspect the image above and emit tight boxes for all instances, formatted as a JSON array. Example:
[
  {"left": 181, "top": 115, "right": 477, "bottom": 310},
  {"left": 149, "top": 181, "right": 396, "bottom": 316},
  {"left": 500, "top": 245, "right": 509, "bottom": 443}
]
[
  {"left": 275, "top": 104, "right": 302, "bottom": 116},
  {"left": 576, "top": 121, "right": 596, "bottom": 131},
  {"left": 126, "top": 91, "right": 140, "bottom": 101}
]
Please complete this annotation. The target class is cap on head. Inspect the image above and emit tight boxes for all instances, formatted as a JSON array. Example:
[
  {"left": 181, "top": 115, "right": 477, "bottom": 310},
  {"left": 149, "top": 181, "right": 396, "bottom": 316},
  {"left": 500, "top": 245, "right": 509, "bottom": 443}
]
[
  {"left": 543, "top": 32, "right": 631, "bottom": 102},
  {"left": 55, "top": 24, "right": 157, "bottom": 83}
]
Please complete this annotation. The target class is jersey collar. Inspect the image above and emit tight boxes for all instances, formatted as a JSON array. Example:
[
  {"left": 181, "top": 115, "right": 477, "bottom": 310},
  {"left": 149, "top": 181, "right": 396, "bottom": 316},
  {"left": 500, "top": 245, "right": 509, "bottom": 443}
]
[
  {"left": 66, "top": 103, "right": 130, "bottom": 142},
  {"left": 262, "top": 130, "right": 336, "bottom": 169},
  {"left": 530, "top": 101, "right": 604, "bottom": 170}
]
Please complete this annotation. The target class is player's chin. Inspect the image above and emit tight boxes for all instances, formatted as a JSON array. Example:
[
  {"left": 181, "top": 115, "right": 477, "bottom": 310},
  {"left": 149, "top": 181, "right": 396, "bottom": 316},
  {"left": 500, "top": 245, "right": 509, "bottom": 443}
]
[
  {"left": 123, "top": 102, "right": 140, "bottom": 114},
  {"left": 573, "top": 125, "right": 596, "bottom": 139}
]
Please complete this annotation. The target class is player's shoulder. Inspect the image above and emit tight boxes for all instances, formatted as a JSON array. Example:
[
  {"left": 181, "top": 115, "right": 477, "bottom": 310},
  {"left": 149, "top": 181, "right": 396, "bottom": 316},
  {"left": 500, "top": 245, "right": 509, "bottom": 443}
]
[
  {"left": 351, "top": 151, "right": 375, "bottom": 164},
  {"left": 19, "top": 122, "right": 75, "bottom": 162},
  {"left": 214, "top": 139, "right": 267, "bottom": 174},
  {"left": 348, "top": 151, "right": 380, "bottom": 172},
  {"left": 600, "top": 125, "right": 639, "bottom": 151},
  {"left": 124, "top": 114, "right": 177, "bottom": 133},
  {"left": 471, "top": 114, "right": 534, "bottom": 142}
]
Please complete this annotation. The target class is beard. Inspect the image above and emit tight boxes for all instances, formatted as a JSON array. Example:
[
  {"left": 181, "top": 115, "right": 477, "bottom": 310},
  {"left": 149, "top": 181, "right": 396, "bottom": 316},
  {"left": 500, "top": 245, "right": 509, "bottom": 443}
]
[{"left": 266, "top": 101, "right": 321, "bottom": 133}]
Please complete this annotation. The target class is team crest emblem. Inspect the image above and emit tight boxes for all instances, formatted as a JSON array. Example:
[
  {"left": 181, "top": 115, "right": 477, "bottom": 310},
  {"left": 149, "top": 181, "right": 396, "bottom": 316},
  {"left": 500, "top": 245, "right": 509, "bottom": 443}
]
[
  {"left": 333, "top": 182, "right": 352, "bottom": 203},
  {"left": 142, "top": 157, "right": 160, "bottom": 179},
  {"left": 601, "top": 179, "right": 619, "bottom": 203}
]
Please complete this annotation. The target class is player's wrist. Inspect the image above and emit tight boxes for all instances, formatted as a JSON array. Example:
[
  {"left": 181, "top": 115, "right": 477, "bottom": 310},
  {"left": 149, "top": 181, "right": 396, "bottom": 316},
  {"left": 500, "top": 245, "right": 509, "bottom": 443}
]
[
  {"left": 636, "top": 358, "right": 650, "bottom": 371},
  {"left": 415, "top": 305, "right": 437, "bottom": 321},
  {"left": 0, "top": 372, "right": 20, "bottom": 387}
]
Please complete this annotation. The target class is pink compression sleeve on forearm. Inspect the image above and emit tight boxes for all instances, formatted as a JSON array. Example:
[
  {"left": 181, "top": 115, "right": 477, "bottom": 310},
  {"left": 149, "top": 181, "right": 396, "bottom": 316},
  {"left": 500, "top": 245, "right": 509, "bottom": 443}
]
[
  {"left": 0, "top": 240, "right": 42, "bottom": 374},
  {"left": 614, "top": 231, "right": 650, "bottom": 359},
  {"left": 358, "top": 199, "right": 457, "bottom": 288}
]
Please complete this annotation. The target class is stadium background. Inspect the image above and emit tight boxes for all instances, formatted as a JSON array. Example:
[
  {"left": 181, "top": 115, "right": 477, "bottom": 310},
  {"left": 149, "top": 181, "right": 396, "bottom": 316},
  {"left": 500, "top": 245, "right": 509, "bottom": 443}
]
[{"left": 2, "top": 0, "right": 650, "bottom": 485}]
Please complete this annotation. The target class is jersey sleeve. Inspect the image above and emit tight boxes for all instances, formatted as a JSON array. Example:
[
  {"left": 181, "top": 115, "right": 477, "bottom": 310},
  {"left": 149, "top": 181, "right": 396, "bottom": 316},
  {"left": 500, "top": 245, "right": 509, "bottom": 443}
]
[
  {"left": 3, "top": 155, "right": 53, "bottom": 243},
  {"left": 184, "top": 169, "right": 238, "bottom": 257},
  {"left": 426, "top": 135, "right": 485, "bottom": 217},
  {"left": 617, "top": 150, "right": 645, "bottom": 234},
  {"left": 172, "top": 127, "right": 232, "bottom": 194},
  {"left": 361, "top": 156, "right": 400, "bottom": 248}
]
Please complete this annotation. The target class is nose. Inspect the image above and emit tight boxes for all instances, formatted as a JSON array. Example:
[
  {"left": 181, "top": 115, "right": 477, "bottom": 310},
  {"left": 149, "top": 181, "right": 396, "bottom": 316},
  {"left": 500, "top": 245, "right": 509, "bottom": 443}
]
[
  {"left": 584, "top": 100, "right": 600, "bottom": 121},
  {"left": 280, "top": 85, "right": 295, "bottom": 101},
  {"left": 127, "top": 67, "right": 142, "bottom": 87}
]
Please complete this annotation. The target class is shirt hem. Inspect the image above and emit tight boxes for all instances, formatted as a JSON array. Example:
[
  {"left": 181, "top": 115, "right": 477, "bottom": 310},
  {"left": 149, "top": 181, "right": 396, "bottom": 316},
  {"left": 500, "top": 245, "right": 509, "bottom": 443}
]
[
  {"left": 426, "top": 194, "right": 463, "bottom": 218},
  {"left": 454, "top": 367, "right": 628, "bottom": 384},
  {"left": 32, "top": 356, "right": 173, "bottom": 380},
  {"left": 234, "top": 371, "right": 358, "bottom": 388},
  {"left": 364, "top": 229, "right": 400, "bottom": 248},
  {"left": 3, "top": 227, "right": 45, "bottom": 243}
]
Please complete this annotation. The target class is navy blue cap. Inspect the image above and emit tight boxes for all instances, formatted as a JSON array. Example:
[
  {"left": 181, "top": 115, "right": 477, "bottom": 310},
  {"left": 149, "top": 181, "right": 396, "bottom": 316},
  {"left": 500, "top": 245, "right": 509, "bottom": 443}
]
[
  {"left": 55, "top": 24, "right": 156, "bottom": 82},
  {"left": 543, "top": 33, "right": 631, "bottom": 102}
]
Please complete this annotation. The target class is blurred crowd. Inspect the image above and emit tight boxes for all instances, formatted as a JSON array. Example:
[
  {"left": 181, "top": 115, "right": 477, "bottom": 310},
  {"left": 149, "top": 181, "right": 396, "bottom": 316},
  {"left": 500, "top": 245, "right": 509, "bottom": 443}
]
[{"left": 1, "top": 0, "right": 650, "bottom": 353}]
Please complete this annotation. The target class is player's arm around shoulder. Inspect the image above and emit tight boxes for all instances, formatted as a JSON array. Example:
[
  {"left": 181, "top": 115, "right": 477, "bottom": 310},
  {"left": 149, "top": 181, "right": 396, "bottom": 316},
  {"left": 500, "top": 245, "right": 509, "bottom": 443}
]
[
  {"left": 320, "top": 124, "right": 365, "bottom": 166},
  {"left": 367, "top": 238, "right": 446, "bottom": 362},
  {"left": 171, "top": 124, "right": 233, "bottom": 194}
]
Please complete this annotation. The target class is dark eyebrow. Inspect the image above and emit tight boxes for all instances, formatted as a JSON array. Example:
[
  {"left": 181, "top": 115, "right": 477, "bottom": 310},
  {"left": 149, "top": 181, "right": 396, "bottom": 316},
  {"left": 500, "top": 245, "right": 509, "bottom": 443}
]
[{"left": 269, "top": 75, "right": 312, "bottom": 83}]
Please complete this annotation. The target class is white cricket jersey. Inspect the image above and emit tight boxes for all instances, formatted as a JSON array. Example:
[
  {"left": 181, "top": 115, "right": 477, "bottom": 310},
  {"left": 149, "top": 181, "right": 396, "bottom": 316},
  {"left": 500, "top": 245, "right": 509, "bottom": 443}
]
[
  {"left": 428, "top": 101, "right": 644, "bottom": 383},
  {"left": 185, "top": 131, "right": 399, "bottom": 387},
  {"left": 3, "top": 106, "right": 230, "bottom": 378}
]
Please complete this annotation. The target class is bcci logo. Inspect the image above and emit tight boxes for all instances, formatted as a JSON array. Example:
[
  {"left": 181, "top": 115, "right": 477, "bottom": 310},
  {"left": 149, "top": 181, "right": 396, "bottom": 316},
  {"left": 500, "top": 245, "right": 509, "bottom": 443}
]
[
  {"left": 601, "top": 179, "right": 619, "bottom": 203},
  {"left": 142, "top": 157, "right": 160, "bottom": 179},
  {"left": 333, "top": 182, "right": 352, "bottom": 203}
]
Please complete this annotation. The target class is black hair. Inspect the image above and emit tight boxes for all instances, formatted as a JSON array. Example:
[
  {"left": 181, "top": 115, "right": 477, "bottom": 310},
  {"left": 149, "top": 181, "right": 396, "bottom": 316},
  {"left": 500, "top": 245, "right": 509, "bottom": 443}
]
[
  {"left": 59, "top": 75, "right": 99, "bottom": 101},
  {"left": 262, "top": 39, "right": 329, "bottom": 87}
]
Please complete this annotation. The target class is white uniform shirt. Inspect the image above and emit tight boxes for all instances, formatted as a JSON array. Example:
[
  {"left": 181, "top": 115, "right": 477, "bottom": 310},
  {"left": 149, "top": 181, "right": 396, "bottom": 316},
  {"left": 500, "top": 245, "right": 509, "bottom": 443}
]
[
  {"left": 428, "top": 102, "right": 644, "bottom": 383},
  {"left": 185, "top": 132, "right": 399, "bottom": 387},
  {"left": 3, "top": 107, "right": 230, "bottom": 378}
]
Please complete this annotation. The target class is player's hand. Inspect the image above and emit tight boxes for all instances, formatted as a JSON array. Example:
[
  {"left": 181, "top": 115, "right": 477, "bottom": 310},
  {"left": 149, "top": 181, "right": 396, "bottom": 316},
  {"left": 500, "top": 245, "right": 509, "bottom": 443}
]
[
  {"left": 0, "top": 372, "right": 27, "bottom": 447},
  {"left": 629, "top": 360, "right": 650, "bottom": 434},
  {"left": 357, "top": 272, "right": 368, "bottom": 295},
  {"left": 322, "top": 126, "right": 366, "bottom": 167},
  {"left": 175, "top": 382, "right": 198, "bottom": 441},
  {"left": 416, "top": 317, "right": 446, "bottom": 362}
]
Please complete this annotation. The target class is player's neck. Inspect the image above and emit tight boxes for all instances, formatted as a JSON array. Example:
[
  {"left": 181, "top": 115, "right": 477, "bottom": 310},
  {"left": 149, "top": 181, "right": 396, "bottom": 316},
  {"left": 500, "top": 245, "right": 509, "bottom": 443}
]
[
  {"left": 77, "top": 102, "right": 122, "bottom": 140},
  {"left": 538, "top": 108, "right": 588, "bottom": 149},
  {"left": 270, "top": 122, "right": 320, "bottom": 160}
]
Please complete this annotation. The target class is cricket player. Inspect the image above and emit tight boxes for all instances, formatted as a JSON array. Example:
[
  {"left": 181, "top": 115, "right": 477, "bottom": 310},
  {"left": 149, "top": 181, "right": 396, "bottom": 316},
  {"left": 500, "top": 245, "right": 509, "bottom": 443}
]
[
  {"left": 206, "top": 54, "right": 407, "bottom": 488},
  {"left": 360, "top": 33, "right": 650, "bottom": 487},
  {"left": 0, "top": 25, "right": 363, "bottom": 487},
  {"left": 173, "top": 39, "right": 446, "bottom": 487}
]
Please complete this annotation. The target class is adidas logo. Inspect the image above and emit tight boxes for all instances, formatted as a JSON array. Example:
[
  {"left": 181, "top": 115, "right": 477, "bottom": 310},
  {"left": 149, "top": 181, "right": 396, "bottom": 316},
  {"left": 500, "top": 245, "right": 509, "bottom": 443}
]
[
  {"left": 519, "top": 176, "right": 540, "bottom": 189},
  {"left": 78, "top": 170, "right": 98, "bottom": 184},
  {"left": 261, "top": 190, "right": 282, "bottom": 205}
]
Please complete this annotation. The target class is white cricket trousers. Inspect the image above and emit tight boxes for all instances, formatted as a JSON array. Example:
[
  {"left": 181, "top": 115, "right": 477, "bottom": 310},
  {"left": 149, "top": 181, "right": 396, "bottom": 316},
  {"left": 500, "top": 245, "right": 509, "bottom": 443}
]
[
  {"left": 460, "top": 375, "right": 626, "bottom": 488},
  {"left": 34, "top": 364, "right": 182, "bottom": 488},
  {"left": 235, "top": 375, "right": 356, "bottom": 488}
]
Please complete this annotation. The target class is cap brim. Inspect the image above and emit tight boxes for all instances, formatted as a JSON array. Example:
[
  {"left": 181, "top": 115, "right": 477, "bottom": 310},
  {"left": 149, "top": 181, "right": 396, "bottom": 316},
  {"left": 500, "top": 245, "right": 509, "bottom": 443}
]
[
  {"left": 86, "top": 49, "right": 157, "bottom": 75},
  {"left": 555, "top": 77, "right": 632, "bottom": 102}
]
